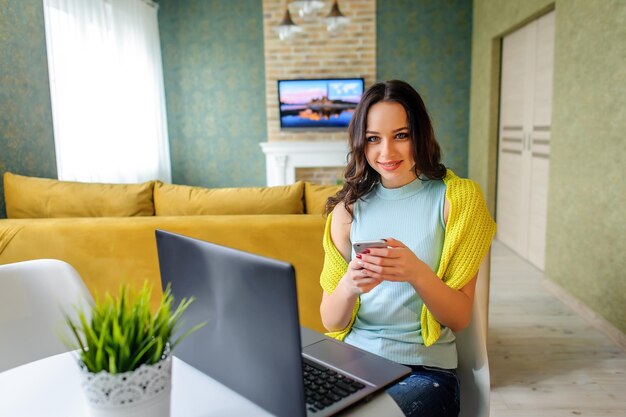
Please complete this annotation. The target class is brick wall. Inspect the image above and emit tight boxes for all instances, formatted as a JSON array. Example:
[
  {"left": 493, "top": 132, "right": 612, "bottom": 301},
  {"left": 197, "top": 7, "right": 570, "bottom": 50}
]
[
  {"left": 262, "top": 0, "right": 376, "bottom": 143},
  {"left": 296, "top": 166, "right": 345, "bottom": 185}
]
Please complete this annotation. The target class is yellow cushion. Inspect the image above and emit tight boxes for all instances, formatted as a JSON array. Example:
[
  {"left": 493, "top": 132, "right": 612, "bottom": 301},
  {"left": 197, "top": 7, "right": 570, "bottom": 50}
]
[
  {"left": 154, "top": 181, "right": 305, "bottom": 215},
  {"left": 3, "top": 172, "right": 155, "bottom": 218},
  {"left": 304, "top": 182, "right": 342, "bottom": 214}
]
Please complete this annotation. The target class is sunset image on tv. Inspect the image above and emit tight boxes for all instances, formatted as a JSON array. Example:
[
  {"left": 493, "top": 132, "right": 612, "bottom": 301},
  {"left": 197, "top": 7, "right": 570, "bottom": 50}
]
[{"left": 278, "top": 78, "right": 364, "bottom": 129}]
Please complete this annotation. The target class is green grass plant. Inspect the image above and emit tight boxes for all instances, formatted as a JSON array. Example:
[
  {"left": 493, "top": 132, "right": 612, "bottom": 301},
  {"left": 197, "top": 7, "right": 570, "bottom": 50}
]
[{"left": 64, "top": 283, "right": 204, "bottom": 374}]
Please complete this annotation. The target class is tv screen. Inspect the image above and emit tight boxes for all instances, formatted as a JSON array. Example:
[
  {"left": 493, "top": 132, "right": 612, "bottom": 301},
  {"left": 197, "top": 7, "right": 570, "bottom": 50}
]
[{"left": 277, "top": 78, "right": 365, "bottom": 129}]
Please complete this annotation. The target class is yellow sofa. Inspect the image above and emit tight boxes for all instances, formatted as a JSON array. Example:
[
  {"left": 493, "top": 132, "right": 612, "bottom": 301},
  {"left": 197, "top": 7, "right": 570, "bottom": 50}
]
[{"left": 0, "top": 173, "right": 342, "bottom": 333}]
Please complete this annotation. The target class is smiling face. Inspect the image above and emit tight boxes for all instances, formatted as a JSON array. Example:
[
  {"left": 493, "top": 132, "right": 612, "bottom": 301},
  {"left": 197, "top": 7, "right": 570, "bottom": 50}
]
[{"left": 364, "top": 101, "right": 417, "bottom": 188}]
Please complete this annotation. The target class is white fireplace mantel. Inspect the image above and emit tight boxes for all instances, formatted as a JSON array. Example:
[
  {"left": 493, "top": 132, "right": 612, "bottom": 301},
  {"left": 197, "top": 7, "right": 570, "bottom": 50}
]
[{"left": 260, "top": 141, "right": 349, "bottom": 186}]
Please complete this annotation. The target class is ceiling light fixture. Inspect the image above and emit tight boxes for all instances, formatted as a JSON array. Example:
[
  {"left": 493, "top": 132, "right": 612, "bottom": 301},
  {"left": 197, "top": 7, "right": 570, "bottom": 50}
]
[
  {"left": 274, "top": 0, "right": 349, "bottom": 41},
  {"left": 325, "top": 0, "right": 349, "bottom": 35},
  {"left": 273, "top": 6, "right": 303, "bottom": 41},
  {"left": 289, "top": 0, "right": 325, "bottom": 19}
]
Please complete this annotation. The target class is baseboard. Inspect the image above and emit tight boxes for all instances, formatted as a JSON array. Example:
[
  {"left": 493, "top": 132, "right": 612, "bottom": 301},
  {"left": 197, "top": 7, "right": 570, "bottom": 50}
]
[{"left": 542, "top": 278, "right": 626, "bottom": 352}]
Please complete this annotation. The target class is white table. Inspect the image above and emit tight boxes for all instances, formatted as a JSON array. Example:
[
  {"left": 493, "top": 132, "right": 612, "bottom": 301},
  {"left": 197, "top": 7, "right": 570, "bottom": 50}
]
[{"left": 0, "top": 352, "right": 403, "bottom": 417}]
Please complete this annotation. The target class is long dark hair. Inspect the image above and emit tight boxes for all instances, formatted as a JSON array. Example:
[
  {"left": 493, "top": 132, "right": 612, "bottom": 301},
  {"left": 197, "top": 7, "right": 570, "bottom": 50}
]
[{"left": 325, "top": 80, "right": 446, "bottom": 217}]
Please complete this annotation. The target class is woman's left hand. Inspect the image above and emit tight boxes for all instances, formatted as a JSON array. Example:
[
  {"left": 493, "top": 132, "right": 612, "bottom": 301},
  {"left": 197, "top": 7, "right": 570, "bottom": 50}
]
[
  {"left": 360, "top": 237, "right": 478, "bottom": 332},
  {"left": 357, "top": 237, "right": 429, "bottom": 285}
]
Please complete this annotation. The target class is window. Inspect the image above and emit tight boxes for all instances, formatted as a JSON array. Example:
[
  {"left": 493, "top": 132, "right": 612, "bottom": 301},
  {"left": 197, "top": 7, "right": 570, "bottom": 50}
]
[{"left": 43, "top": 0, "right": 171, "bottom": 183}]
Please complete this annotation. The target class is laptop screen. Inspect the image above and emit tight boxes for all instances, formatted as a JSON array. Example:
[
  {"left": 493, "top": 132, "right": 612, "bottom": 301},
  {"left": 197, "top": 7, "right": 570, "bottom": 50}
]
[{"left": 155, "top": 230, "right": 307, "bottom": 417}]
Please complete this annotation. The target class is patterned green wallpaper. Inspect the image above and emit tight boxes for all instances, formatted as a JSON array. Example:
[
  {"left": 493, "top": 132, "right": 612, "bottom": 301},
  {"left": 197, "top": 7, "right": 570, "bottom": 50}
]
[
  {"left": 0, "top": 0, "right": 57, "bottom": 218},
  {"left": 546, "top": 0, "right": 626, "bottom": 334},
  {"left": 377, "top": 0, "right": 472, "bottom": 177},
  {"left": 470, "top": 0, "right": 626, "bottom": 334},
  {"left": 158, "top": 0, "right": 267, "bottom": 188}
]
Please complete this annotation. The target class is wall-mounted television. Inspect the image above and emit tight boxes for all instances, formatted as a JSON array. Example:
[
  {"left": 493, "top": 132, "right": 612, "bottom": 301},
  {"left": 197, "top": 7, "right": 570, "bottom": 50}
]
[{"left": 277, "top": 78, "right": 365, "bottom": 129}]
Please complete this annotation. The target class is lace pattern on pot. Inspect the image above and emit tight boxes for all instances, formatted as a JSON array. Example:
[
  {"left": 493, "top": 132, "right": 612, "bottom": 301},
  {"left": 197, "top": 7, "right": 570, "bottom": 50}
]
[{"left": 80, "top": 354, "right": 172, "bottom": 407}]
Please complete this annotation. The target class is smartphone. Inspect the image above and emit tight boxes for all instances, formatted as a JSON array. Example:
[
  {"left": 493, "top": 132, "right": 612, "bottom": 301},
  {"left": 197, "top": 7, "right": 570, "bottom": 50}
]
[{"left": 353, "top": 239, "right": 387, "bottom": 254}]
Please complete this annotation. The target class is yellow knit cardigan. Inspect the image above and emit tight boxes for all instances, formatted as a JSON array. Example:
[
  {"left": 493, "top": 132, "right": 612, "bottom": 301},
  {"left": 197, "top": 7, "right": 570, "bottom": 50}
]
[{"left": 319, "top": 170, "right": 496, "bottom": 346}]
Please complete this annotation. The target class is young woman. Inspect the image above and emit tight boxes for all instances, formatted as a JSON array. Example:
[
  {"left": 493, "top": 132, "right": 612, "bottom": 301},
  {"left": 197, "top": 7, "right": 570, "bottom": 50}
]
[{"left": 319, "top": 80, "right": 496, "bottom": 417}]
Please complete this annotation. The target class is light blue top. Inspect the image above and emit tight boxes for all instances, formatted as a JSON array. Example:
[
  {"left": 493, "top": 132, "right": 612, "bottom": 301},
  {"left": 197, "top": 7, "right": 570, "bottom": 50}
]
[{"left": 344, "top": 178, "right": 457, "bottom": 368}]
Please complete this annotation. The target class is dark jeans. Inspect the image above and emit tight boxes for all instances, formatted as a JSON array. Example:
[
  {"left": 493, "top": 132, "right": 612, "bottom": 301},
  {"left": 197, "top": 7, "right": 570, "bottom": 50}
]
[{"left": 386, "top": 365, "right": 460, "bottom": 417}]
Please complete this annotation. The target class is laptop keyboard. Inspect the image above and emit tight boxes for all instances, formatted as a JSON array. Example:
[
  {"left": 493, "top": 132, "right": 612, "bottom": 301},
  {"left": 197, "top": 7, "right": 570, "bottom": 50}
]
[{"left": 302, "top": 357, "right": 366, "bottom": 413}]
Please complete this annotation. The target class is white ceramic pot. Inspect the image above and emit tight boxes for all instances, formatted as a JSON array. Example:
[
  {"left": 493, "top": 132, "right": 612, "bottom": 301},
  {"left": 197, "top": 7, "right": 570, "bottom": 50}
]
[{"left": 79, "top": 354, "right": 172, "bottom": 417}]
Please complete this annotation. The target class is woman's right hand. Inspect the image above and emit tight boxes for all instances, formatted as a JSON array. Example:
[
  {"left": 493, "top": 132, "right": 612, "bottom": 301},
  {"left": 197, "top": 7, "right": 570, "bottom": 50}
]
[
  {"left": 321, "top": 202, "right": 380, "bottom": 332},
  {"left": 339, "top": 257, "right": 383, "bottom": 295}
]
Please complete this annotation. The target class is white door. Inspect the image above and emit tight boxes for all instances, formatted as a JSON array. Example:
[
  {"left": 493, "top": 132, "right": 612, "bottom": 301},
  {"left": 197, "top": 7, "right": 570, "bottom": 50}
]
[{"left": 497, "top": 11, "right": 554, "bottom": 270}]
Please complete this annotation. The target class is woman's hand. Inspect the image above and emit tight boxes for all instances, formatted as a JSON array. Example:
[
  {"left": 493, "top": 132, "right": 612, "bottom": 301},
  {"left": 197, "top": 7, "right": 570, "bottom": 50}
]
[
  {"left": 320, "top": 255, "right": 383, "bottom": 332},
  {"left": 339, "top": 258, "right": 383, "bottom": 295},
  {"left": 353, "top": 237, "right": 479, "bottom": 332},
  {"left": 356, "top": 238, "right": 429, "bottom": 285}
]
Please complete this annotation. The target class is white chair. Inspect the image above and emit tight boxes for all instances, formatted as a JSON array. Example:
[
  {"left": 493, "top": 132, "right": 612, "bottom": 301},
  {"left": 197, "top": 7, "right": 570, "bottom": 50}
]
[
  {"left": 0, "top": 259, "right": 93, "bottom": 372},
  {"left": 455, "top": 295, "right": 490, "bottom": 417},
  {"left": 454, "top": 258, "right": 491, "bottom": 417}
]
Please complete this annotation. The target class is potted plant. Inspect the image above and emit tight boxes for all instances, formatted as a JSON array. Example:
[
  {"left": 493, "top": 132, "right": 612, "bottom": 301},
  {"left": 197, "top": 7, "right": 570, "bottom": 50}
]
[{"left": 64, "top": 283, "right": 204, "bottom": 417}]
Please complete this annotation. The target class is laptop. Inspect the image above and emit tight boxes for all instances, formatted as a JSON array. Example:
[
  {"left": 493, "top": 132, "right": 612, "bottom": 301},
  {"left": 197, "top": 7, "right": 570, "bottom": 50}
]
[{"left": 155, "top": 230, "right": 410, "bottom": 417}]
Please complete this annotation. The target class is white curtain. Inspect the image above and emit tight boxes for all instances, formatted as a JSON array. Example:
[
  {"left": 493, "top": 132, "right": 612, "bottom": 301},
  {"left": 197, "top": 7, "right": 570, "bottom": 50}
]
[{"left": 43, "top": 0, "right": 171, "bottom": 183}]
